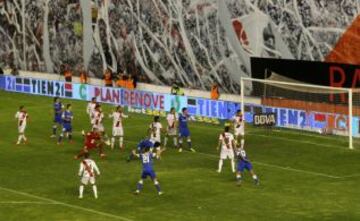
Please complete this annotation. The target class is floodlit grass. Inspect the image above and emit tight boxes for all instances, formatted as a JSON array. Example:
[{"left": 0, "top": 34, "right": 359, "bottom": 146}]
[{"left": 0, "top": 90, "right": 360, "bottom": 221}]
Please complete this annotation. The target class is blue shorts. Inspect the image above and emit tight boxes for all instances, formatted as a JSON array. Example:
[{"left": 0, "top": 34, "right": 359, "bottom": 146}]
[
  {"left": 237, "top": 161, "right": 253, "bottom": 172},
  {"left": 179, "top": 128, "right": 190, "bottom": 137},
  {"left": 141, "top": 169, "right": 156, "bottom": 180},
  {"left": 54, "top": 115, "right": 62, "bottom": 124},
  {"left": 62, "top": 123, "right": 72, "bottom": 132}
]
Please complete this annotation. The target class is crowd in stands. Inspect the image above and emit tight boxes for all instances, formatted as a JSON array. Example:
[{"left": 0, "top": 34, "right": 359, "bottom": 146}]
[{"left": 0, "top": 0, "right": 357, "bottom": 94}]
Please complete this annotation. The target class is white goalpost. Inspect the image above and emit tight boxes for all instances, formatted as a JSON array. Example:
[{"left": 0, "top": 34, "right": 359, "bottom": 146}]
[{"left": 240, "top": 77, "right": 360, "bottom": 150}]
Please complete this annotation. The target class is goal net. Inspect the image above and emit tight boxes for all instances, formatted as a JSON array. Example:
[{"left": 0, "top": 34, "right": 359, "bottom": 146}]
[{"left": 240, "top": 77, "right": 360, "bottom": 149}]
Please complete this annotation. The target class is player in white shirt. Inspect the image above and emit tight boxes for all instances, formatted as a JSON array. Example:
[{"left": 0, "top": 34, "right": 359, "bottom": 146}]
[
  {"left": 15, "top": 106, "right": 29, "bottom": 145},
  {"left": 109, "top": 106, "right": 128, "bottom": 150},
  {"left": 78, "top": 153, "right": 100, "bottom": 199},
  {"left": 163, "top": 107, "right": 178, "bottom": 148},
  {"left": 86, "top": 97, "right": 97, "bottom": 124},
  {"left": 92, "top": 104, "right": 105, "bottom": 133},
  {"left": 216, "top": 126, "right": 236, "bottom": 173},
  {"left": 232, "top": 110, "right": 245, "bottom": 148},
  {"left": 148, "top": 116, "right": 165, "bottom": 159}
]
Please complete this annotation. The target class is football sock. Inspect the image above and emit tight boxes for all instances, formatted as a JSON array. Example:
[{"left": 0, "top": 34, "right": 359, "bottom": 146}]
[
  {"left": 236, "top": 174, "right": 242, "bottom": 181},
  {"left": 79, "top": 185, "right": 84, "bottom": 198},
  {"left": 52, "top": 126, "right": 57, "bottom": 135},
  {"left": 240, "top": 139, "right": 245, "bottom": 148},
  {"left": 218, "top": 159, "right": 223, "bottom": 172},
  {"left": 68, "top": 134, "right": 72, "bottom": 141},
  {"left": 137, "top": 180, "right": 143, "bottom": 191},
  {"left": 173, "top": 137, "right": 178, "bottom": 146},
  {"left": 92, "top": 185, "right": 98, "bottom": 198},
  {"left": 154, "top": 181, "right": 161, "bottom": 193},
  {"left": 58, "top": 134, "right": 63, "bottom": 143},
  {"left": 231, "top": 159, "right": 235, "bottom": 172},
  {"left": 17, "top": 135, "right": 22, "bottom": 143},
  {"left": 119, "top": 137, "right": 123, "bottom": 148},
  {"left": 111, "top": 137, "right": 115, "bottom": 149}
]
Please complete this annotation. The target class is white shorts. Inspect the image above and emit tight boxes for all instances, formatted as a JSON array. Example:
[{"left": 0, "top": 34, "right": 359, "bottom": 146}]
[
  {"left": 93, "top": 124, "right": 104, "bottom": 132},
  {"left": 18, "top": 125, "right": 26, "bottom": 133},
  {"left": 234, "top": 127, "right": 244, "bottom": 136},
  {"left": 167, "top": 127, "right": 177, "bottom": 136},
  {"left": 112, "top": 127, "right": 124, "bottom": 136},
  {"left": 81, "top": 176, "right": 96, "bottom": 185},
  {"left": 220, "top": 148, "right": 234, "bottom": 160}
]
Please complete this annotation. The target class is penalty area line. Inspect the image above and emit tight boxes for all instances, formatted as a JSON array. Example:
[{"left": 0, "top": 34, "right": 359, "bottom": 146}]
[{"left": 0, "top": 186, "right": 133, "bottom": 221}]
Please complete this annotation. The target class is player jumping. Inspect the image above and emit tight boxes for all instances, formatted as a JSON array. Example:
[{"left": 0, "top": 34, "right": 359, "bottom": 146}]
[
  {"left": 109, "top": 106, "right": 128, "bottom": 150},
  {"left": 235, "top": 145, "right": 259, "bottom": 186},
  {"left": 232, "top": 110, "right": 245, "bottom": 148},
  {"left": 58, "top": 104, "right": 73, "bottom": 144},
  {"left": 178, "top": 108, "right": 195, "bottom": 152},
  {"left": 217, "top": 126, "right": 236, "bottom": 173},
  {"left": 163, "top": 107, "right": 178, "bottom": 148},
  {"left": 78, "top": 152, "right": 100, "bottom": 199},
  {"left": 51, "top": 97, "right": 63, "bottom": 138},
  {"left": 15, "top": 105, "right": 29, "bottom": 145},
  {"left": 133, "top": 146, "right": 163, "bottom": 195},
  {"left": 148, "top": 116, "right": 165, "bottom": 159}
]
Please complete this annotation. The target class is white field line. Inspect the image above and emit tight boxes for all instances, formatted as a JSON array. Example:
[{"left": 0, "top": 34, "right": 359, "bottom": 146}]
[
  {"left": 0, "top": 201, "right": 59, "bottom": 205},
  {"left": 0, "top": 187, "right": 133, "bottom": 221}
]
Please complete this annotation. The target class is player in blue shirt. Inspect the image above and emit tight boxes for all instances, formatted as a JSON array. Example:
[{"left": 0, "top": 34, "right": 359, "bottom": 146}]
[
  {"left": 133, "top": 146, "right": 163, "bottom": 195},
  {"left": 178, "top": 108, "right": 196, "bottom": 152},
  {"left": 51, "top": 97, "right": 63, "bottom": 138},
  {"left": 126, "top": 139, "right": 161, "bottom": 162},
  {"left": 58, "top": 104, "right": 73, "bottom": 144},
  {"left": 235, "top": 146, "right": 259, "bottom": 186}
]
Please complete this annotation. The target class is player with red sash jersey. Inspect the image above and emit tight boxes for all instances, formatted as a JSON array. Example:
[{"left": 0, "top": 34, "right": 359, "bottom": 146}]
[
  {"left": 78, "top": 153, "right": 100, "bottom": 199},
  {"left": 15, "top": 106, "right": 29, "bottom": 145}
]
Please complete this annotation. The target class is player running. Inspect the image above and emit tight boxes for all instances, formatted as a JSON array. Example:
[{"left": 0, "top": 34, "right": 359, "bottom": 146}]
[
  {"left": 178, "top": 108, "right": 195, "bottom": 152},
  {"left": 148, "top": 116, "right": 165, "bottom": 159},
  {"left": 51, "top": 97, "right": 63, "bottom": 138},
  {"left": 78, "top": 153, "right": 100, "bottom": 199},
  {"left": 217, "top": 126, "right": 236, "bottom": 173},
  {"left": 58, "top": 104, "right": 73, "bottom": 144},
  {"left": 232, "top": 110, "right": 245, "bottom": 148},
  {"left": 235, "top": 145, "right": 259, "bottom": 186},
  {"left": 109, "top": 106, "right": 128, "bottom": 150},
  {"left": 86, "top": 97, "right": 97, "bottom": 124},
  {"left": 75, "top": 130, "right": 106, "bottom": 159},
  {"left": 163, "top": 107, "right": 178, "bottom": 148},
  {"left": 133, "top": 146, "right": 163, "bottom": 195},
  {"left": 15, "top": 105, "right": 29, "bottom": 145}
]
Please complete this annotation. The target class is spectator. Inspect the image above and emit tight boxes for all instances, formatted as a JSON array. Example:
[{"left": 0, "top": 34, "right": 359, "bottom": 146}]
[
  {"left": 126, "top": 74, "right": 135, "bottom": 89},
  {"left": 79, "top": 67, "right": 88, "bottom": 84},
  {"left": 63, "top": 65, "right": 73, "bottom": 82},
  {"left": 116, "top": 73, "right": 126, "bottom": 87},
  {"left": 132, "top": 74, "right": 138, "bottom": 88},
  {"left": 0, "top": 65, "right": 3, "bottom": 75},
  {"left": 210, "top": 83, "right": 220, "bottom": 100},
  {"left": 103, "top": 68, "right": 113, "bottom": 87},
  {"left": 10, "top": 64, "right": 19, "bottom": 76},
  {"left": 170, "top": 83, "right": 179, "bottom": 95}
]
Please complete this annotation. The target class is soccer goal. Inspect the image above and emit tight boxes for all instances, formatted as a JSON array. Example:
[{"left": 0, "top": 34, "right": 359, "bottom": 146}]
[{"left": 240, "top": 77, "right": 360, "bottom": 149}]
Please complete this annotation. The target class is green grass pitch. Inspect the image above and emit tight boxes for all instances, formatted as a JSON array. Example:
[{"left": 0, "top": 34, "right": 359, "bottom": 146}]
[{"left": 0, "top": 90, "right": 360, "bottom": 221}]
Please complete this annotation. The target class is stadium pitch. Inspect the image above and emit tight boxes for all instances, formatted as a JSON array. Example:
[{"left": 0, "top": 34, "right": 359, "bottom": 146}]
[{"left": 0, "top": 91, "right": 360, "bottom": 221}]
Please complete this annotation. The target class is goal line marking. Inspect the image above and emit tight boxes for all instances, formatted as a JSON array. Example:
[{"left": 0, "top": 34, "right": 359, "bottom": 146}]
[{"left": 0, "top": 186, "right": 133, "bottom": 221}]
